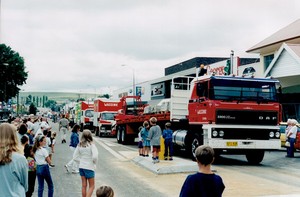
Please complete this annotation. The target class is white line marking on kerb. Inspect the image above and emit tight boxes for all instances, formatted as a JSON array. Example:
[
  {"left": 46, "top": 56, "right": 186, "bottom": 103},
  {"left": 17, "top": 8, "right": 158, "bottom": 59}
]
[{"left": 94, "top": 139, "right": 126, "bottom": 161}]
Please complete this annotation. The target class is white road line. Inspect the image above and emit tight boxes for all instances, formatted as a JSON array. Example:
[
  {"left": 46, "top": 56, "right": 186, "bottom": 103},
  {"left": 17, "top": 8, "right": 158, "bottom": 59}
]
[{"left": 94, "top": 138, "right": 127, "bottom": 161}]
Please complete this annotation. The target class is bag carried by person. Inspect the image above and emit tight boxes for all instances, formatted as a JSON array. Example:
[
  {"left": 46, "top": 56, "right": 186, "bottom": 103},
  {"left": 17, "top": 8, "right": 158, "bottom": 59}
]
[{"left": 285, "top": 141, "right": 290, "bottom": 147}]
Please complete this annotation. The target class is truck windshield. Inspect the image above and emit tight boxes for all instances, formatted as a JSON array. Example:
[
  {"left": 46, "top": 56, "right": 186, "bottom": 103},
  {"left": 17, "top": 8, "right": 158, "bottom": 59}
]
[
  {"left": 209, "top": 78, "right": 279, "bottom": 102},
  {"left": 102, "top": 112, "right": 117, "bottom": 120},
  {"left": 85, "top": 110, "right": 94, "bottom": 117}
]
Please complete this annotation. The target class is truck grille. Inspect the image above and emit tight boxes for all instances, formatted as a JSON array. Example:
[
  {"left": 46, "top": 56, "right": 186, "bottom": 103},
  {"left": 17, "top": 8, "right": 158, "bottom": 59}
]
[
  {"left": 221, "top": 128, "right": 269, "bottom": 140},
  {"left": 216, "top": 110, "right": 278, "bottom": 125},
  {"left": 101, "top": 125, "right": 111, "bottom": 130}
]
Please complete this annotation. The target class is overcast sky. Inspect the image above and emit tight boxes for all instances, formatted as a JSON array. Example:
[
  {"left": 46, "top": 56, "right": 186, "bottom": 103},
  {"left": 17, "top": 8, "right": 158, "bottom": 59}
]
[{"left": 1, "top": 0, "right": 300, "bottom": 94}]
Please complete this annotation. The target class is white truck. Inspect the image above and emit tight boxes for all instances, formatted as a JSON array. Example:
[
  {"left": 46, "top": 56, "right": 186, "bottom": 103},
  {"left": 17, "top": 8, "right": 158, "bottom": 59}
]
[{"left": 93, "top": 99, "right": 122, "bottom": 137}]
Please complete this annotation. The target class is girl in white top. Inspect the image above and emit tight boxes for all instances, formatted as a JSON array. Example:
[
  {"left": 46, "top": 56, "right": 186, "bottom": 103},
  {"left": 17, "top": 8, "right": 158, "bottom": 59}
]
[
  {"left": 73, "top": 129, "right": 98, "bottom": 197},
  {"left": 33, "top": 135, "right": 54, "bottom": 197}
]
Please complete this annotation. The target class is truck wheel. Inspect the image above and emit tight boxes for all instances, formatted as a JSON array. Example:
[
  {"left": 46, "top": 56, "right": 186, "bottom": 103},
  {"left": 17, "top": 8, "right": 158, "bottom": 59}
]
[
  {"left": 191, "top": 134, "right": 202, "bottom": 160},
  {"left": 245, "top": 150, "right": 264, "bottom": 164},
  {"left": 185, "top": 133, "right": 201, "bottom": 160},
  {"left": 121, "top": 129, "right": 127, "bottom": 145},
  {"left": 117, "top": 127, "right": 122, "bottom": 144},
  {"left": 95, "top": 127, "right": 99, "bottom": 137}
]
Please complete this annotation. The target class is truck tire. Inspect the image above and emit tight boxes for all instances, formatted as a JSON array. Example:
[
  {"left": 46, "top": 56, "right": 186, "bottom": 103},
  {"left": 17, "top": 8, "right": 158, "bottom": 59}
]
[
  {"left": 95, "top": 126, "right": 99, "bottom": 137},
  {"left": 121, "top": 129, "right": 127, "bottom": 145},
  {"left": 117, "top": 127, "right": 122, "bottom": 144},
  {"left": 185, "top": 133, "right": 202, "bottom": 161},
  {"left": 245, "top": 150, "right": 264, "bottom": 164}
]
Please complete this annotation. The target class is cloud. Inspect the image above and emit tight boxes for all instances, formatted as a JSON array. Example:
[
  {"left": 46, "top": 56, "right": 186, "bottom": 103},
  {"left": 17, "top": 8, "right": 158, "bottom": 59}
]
[{"left": 2, "top": 0, "right": 300, "bottom": 94}]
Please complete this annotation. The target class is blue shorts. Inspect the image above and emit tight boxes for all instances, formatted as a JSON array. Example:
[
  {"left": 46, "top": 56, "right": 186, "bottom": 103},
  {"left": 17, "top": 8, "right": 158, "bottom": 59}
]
[
  {"left": 138, "top": 141, "right": 143, "bottom": 148},
  {"left": 79, "top": 168, "right": 95, "bottom": 179}
]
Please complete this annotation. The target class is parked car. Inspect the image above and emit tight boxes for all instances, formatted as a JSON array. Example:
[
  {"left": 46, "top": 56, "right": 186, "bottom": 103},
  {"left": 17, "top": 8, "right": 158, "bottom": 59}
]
[{"left": 279, "top": 123, "right": 287, "bottom": 147}]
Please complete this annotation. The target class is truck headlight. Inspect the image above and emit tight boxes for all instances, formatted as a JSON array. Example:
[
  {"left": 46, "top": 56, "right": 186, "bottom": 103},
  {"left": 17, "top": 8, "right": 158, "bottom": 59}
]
[
  {"left": 212, "top": 130, "right": 218, "bottom": 137},
  {"left": 275, "top": 131, "right": 280, "bottom": 138},
  {"left": 219, "top": 130, "right": 224, "bottom": 137},
  {"left": 269, "top": 131, "right": 274, "bottom": 138}
]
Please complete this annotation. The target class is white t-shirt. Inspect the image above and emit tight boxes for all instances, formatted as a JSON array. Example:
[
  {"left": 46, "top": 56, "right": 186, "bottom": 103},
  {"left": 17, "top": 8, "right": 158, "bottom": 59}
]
[
  {"left": 40, "top": 121, "right": 50, "bottom": 130},
  {"left": 35, "top": 148, "right": 49, "bottom": 165},
  {"left": 288, "top": 125, "right": 298, "bottom": 139},
  {"left": 34, "top": 129, "right": 43, "bottom": 142},
  {"left": 32, "top": 122, "right": 40, "bottom": 135},
  {"left": 44, "top": 137, "right": 52, "bottom": 154},
  {"left": 73, "top": 143, "right": 98, "bottom": 171},
  {"left": 26, "top": 121, "right": 34, "bottom": 131}
]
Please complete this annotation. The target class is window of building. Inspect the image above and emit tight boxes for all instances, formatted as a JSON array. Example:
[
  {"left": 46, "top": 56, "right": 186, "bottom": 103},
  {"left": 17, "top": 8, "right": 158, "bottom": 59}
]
[{"left": 264, "top": 54, "right": 274, "bottom": 71}]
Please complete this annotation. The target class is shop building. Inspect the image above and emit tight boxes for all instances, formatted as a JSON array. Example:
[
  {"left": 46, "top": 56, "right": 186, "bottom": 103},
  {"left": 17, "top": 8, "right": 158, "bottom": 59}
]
[{"left": 246, "top": 19, "right": 300, "bottom": 121}]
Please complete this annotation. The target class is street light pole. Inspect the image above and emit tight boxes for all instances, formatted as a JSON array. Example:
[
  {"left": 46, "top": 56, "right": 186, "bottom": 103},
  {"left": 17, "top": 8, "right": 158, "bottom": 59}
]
[{"left": 121, "top": 65, "right": 135, "bottom": 96}]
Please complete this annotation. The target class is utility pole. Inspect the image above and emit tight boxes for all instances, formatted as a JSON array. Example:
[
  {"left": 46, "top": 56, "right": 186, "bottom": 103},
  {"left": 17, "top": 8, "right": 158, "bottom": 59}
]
[{"left": 230, "top": 50, "right": 234, "bottom": 75}]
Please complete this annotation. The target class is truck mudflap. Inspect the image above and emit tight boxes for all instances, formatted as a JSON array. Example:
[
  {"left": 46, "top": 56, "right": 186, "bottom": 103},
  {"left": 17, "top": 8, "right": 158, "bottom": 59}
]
[{"left": 202, "top": 124, "right": 281, "bottom": 150}]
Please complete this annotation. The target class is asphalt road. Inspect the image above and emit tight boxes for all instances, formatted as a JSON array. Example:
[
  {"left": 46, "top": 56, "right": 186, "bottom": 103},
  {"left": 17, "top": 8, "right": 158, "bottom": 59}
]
[{"left": 33, "top": 121, "right": 300, "bottom": 197}]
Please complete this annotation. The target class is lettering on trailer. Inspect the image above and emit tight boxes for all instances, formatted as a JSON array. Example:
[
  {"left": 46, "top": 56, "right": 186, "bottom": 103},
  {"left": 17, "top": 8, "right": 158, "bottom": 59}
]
[{"left": 104, "top": 103, "right": 119, "bottom": 107}]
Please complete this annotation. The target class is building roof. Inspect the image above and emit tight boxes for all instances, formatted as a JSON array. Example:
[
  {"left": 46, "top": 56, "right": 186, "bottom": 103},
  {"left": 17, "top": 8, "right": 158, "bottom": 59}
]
[
  {"left": 288, "top": 43, "right": 300, "bottom": 57},
  {"left": 164, "top": 57, "right": 258, "bottom": 76},
  {"left": 150, "top": 57, "right": 258, "bottom": 85},
  {"left": 264, "top": 43, "right": 300, "bottom": 80},
  {"left": 247, "top": 19, "right": 300, "bottom": 53},
  {"left": 165, "top": 57, "right": 228, "bottom": 76}
]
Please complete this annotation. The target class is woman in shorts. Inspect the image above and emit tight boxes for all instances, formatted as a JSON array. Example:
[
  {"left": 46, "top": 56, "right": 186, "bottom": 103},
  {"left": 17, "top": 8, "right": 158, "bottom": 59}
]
[{"left": 73, "top": 129, "right": 99, "bottom": 197}]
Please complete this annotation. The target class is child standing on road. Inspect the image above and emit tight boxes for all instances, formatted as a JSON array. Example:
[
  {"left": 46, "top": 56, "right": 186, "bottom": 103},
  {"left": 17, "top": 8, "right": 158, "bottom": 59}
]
[
  {"left": 148, "top": 117, "right": 162, "bottom": 163},
  {"left": 24, "top": 145, "right": 36, "bottom": 197},
  {"left": 141, "top": 121, "right": 150, "bottom": 157},
  {"left": 33, "top": 135, "right": 54, "bottom": 197},
  {"left": 162, "top": 122, "right": 173, "bottom": 160},
  {"left": 50, "top": 132, "right": 56, "bottom": 154},
  {"left": 43, "top": 129, "right": 54, "bottom": 167},
  {"left": 137, "top": 126, "right": 144, "bottom": 156},
  {"left": 179, "top": 145, "right": 225, "bottom": 197},
  {"left": 73, "top": 129, "right": 98, "bottom": 197},
  {"left": 65, "top": 124, "right": 80, "bottom": 173}
]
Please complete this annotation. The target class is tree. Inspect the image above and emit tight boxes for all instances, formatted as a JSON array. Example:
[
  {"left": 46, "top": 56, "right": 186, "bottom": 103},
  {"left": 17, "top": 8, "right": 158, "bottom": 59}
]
[
  {"left": 0, "top": 44, "right": 28, "bottom": 102},
  {"left": 100, "top": 94, "right": 110, "bottom": 99},
  {"left": 26, "top": 95, "right": 32, "bottom": 105},
  {"left": 45, "top": 100, "right": 57, "bottom": 109},
  {"left": 29, "top": 103, "right": 37, "bottom": 115},
  {"left": 77, "top": 98, "right": 85, "bottom": 102}
]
